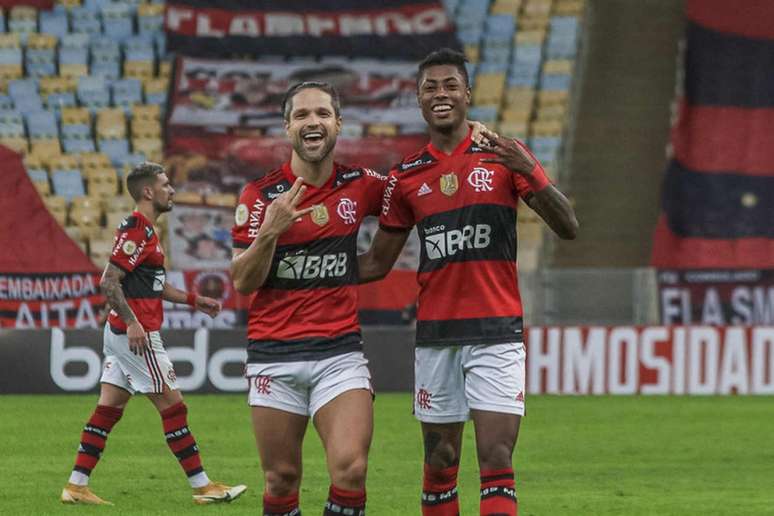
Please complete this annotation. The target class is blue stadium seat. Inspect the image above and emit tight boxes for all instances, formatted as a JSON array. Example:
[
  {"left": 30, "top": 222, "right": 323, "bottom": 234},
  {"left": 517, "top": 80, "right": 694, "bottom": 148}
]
[
  {"left": 63, "top": 138, "right": 97, "bottom": 154},
  {"left": 0, "top": 110, "right": 25, "bottom": 137},
  {"left": 541, "top": 73, "right": 572, "bottom": 91},
  {"left": 14, "top": 93, "right": 44, "bottom": 112},
  {"left": 112, "top": 78, "right": 143, "bottom": 111},
  {"left": 513, "top": 44, "right": 543, "bottom": 65},
  {"left": 8, "top": 78, "right": 38, "bottom": 100},
  {"left": 40, "top": 10, "right": 70, "bottom": 39},
  {"left": 468, "top": 106, "right": 499, "bottom": 123},
  {"left": 0, "top": 95, "right": 13, "bottom": 110},
  {"left": 70, "top": 7, "right": 102, "bottom": 36},
  {"left": 98, "top": 138, "right": 130, "bottom": 165},
  {"left": 77, "top": 76, "right": 110, "bottom": 113},
  {"left": 91, "top": 54, "right": 121, "bottom": 79},
  {"left": 52, "top": 170, "right": 85, "bottom": 201},
  {"left": 26, "top": 110, "right": 59, "bottom": 139},
  {"left": 101, "top": 3, "right": 134, "bottom": 42},
  {"left": 138, "top": 5, "right": 164, "bottom": 36},
  {"left": 46, "top": 92, "right": 77, "bottom": 113},
  {"left": 529, "top": 136, "right": 562, "bottom": 163},
  {"left": 90, "top": 36, "right": 120, "bottom": 59},
  {"left": 124, "top": 35, "right": 155, "bottom": 62},
  {"left": 28, "top": 168, "right": 49, "bottom": 183},
  {"left": 61, "top": 33, "right": 90, "bottom": 50},
  {"left": 485, "top": 15, "right": 516, "bottom": 40}
]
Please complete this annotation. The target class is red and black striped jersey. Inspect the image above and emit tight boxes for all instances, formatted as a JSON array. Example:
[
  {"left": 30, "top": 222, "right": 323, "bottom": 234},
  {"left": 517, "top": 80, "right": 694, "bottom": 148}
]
[
  {"left": 107, "top": 211, "right": 165, "bottom": 333},
  {"left": 232, "top": 162, "right": 386, "bottom": 363},
  {"left": 380, "top": 132, "right": 544, "bottom": 347}
]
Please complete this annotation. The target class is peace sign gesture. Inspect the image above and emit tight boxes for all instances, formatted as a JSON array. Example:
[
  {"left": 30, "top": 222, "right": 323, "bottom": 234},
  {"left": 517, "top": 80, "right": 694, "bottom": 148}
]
[
  {"left": 478, "top": 128, "right": 538, "bottom": 177},
  {"left": 261, "top": 177, "right": 315, "bottom": 238}
]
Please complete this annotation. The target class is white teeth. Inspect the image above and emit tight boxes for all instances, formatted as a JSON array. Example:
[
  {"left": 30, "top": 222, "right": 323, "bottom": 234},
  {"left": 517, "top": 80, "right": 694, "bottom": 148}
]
[
  {"left": 303, "top": 132, "right": 323, "bottom": 141},
  {"left": 432, "top": 105, "right": 452, "bottom": 113}
]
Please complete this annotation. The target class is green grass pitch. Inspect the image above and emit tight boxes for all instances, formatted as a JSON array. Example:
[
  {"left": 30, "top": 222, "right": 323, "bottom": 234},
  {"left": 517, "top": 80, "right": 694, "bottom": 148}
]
[{"left": 0, "top": 394, "right": 772, "bottom": 515}]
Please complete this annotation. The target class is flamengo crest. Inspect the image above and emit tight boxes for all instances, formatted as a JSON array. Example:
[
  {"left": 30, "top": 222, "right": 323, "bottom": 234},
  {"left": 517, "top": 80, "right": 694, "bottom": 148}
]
[{"left": 336, "top": 198, "right": 357, "bottom": 224}]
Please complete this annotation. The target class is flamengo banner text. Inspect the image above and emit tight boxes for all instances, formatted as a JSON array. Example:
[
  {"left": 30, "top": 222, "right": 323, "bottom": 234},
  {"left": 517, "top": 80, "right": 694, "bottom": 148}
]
[
  {"left": 2, "top": 326, "right": 772, "bottom": 395},
  {"left": 657, "top": 269, "right": 774, "bottom": 325},
  {"left": 165, "top": 0, "right": 460, "bottom": 59}
]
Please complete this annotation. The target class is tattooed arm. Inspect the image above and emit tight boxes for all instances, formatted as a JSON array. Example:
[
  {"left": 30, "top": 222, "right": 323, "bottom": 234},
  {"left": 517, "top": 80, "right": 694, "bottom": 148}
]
[{"left": 100, "top": 263, "right": 147, "bottom": 355}]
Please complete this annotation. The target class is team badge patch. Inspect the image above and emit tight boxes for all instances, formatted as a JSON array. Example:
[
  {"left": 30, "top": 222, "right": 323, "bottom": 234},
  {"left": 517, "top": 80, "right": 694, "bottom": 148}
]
[
  {"left": 122, "top": 240, "right": 137, "bottom": 255},
  {"left": 440, "top": 173, "right": 458, "bottom": 196},
  {"left": 311, "top": 204, "right": 329, "bottom": 226},
  {"left": 235, "top": 203, "right": 249, "bottom": 226}
]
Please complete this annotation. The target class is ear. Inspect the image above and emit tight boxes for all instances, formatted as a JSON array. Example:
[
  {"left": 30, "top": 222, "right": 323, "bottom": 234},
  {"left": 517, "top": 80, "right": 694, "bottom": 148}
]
[
  {"left": 335, "top": 115, "right": 342, "bottom": 135},
  {"left": 142, "top": 184, "right": 154, "bottom": 201},
  {"left": 284, "top": 118, "right": 290, "bottom": 137},
  {"left": 465, "top": 86, "right": 471, "bottom": 106}
]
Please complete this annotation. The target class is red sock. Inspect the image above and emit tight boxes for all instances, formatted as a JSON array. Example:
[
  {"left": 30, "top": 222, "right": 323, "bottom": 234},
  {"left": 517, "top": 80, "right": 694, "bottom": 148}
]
[
  {"left": 324, "top": 485, "right": 366, "bottom": 515},
  {"left": 422, "top": 464, "right": 459, "bottom": 516},
  {"left": 160, "top": 402, "right": 204, "bottom": 478},
  {"left": 263, "top": 492, "right": 300, "bottom": 515},
  {"left": 73, "top": 405, "right": 123, "bottom": 477},
  {"left": 480, "top": 468, "right": 518, "bottom": 516}
]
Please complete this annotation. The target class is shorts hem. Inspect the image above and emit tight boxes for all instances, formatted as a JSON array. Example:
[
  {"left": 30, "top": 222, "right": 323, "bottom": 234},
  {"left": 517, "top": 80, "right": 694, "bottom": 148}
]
[
  {"left": 99, "top": 380, "right": 135, "bottom": 395},
  {"left": 248, "top": 397, "right": 310, "bottom": 417},
  {"left": 468, "top": 402, "right": 525, "bottom": 416},
  {"left": 310, "top": 378, "right": 372, "bottom": 418},
  {"left": 414, "top": 412, "right": 469, "bottom": 424}
]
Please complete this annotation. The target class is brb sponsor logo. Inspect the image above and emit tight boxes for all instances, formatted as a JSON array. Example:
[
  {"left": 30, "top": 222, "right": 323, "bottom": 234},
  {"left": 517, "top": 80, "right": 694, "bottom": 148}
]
[
  {"left": 277, "top": 252, "right": 348, "bottom": 279},
  {"left": 467, "top": 167, "right": 494, "bottom": 192},
  {"left": 424, "top": 224, "right": 491, "bottom": 259}
]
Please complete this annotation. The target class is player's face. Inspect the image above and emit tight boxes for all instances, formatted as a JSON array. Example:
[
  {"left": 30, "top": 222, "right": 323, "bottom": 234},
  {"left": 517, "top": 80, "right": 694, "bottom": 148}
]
[
  {"left": 417, "top": 65, "right": 470, "bottom": 133},
  {"left": 151, "top": 173, "right": 175, "bottom": 213},
  {"left": 285, "top": 88, "right": 341, "bottom": 164}
]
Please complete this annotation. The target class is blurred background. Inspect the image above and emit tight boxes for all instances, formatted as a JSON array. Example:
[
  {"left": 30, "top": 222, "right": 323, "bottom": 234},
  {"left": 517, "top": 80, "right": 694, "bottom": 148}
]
[{"left": 0, "top": 0, "right": 772, "bottom": 396}]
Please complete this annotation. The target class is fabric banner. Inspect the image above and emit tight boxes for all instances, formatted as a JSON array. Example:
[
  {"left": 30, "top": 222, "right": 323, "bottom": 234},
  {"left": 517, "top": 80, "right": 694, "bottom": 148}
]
[
  {"left": 651, "top": 1, "right": 774, "bottom": 268},
  {"left": 169, "top": 56, "right": 426, "bottom": 132},
  {"left": 164, "top": 0, "right": 460, "bottom": 59},
  {"left": 0, "top": 145, "right": 103, "bottom": 329},
  {"left": 657, "top": 269, "right": 774, "bottom": 325},
  {"left": 3, "top": 326, "right": 773, "bottom": 394},
  {"left": 167, "top": 204, "right": 234, "bottom": 270}
]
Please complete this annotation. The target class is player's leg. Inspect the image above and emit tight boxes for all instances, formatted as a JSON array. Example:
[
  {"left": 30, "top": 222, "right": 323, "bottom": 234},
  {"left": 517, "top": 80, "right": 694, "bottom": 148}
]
[
  {"left": 415, "top": 346, "right": 468, "bottom": 516},
  {"left": 61, "top": 343, "right": 134, "bottom": 505},
  {"left": 247, "top": 361, "right": 311, "bottom": 514},
  {"left": 309, "top": 351, "right": 373, "bottom": 516},
  {"left": 140, "top": 332, "right": 245, "bottom": 504},
  {"left": 465, "top": 342, "right": 527, "bottom": 516}
]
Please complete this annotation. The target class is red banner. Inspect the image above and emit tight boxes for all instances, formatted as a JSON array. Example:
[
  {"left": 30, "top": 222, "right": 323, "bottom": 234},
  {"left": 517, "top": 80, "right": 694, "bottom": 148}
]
[{"left": 526, "top": 326, "right": 774, "bottom": 395}]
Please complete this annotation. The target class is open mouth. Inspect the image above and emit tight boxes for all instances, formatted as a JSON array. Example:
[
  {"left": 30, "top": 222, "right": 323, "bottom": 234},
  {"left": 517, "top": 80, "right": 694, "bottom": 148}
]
[
  {"left": 302, "top": 131, "right": 324, "bottom": 145},
  {"left": 431, "top": 104, "right": 453, "bottom": 115}
]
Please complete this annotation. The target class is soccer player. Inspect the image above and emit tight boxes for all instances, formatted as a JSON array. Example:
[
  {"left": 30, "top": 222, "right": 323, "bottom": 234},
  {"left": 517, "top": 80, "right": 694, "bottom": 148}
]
[
  {"left": 358, "top": 49, "right": 579, "bottom": 515},
  {"left": 61, "top": 163, "right": 247, "bottom": 506}
]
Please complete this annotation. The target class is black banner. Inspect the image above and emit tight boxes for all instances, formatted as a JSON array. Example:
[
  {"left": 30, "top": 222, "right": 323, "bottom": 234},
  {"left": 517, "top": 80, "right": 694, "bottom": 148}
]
[{"left": 165, "top": 0, "right": 460, "bottom": 58}]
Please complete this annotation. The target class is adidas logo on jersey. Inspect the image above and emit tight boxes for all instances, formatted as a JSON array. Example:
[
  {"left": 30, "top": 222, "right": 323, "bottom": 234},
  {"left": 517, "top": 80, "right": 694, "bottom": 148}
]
[
  {"left": 417, "top": 183, "right": 432, "bottom": 196},
  {"left": 424, "top": 224, "right": 492, "bottom": 259}
]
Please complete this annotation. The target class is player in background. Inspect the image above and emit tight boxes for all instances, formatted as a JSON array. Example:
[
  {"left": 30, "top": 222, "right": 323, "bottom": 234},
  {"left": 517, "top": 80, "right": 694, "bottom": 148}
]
[
  {"left": 358, "top": 49, "right": 579, "bottom": 516},
  {"left": 61, "top": 163, "right": 247, "bottom": 506}
]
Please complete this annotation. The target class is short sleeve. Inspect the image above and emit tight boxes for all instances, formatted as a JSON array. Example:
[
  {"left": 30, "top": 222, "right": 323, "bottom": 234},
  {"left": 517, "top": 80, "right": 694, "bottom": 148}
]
[
  {"left": 362, "top": 168, "right": 388, "bottom": 217},
  {"left": 379, "top": 171, "right": 414, "bottom": 230},
  {"left": 110, "top": 221, "right": 152, "bottom": 273},
  {"left": 232, "top": 184, "right": 265, "bottom": 249}
]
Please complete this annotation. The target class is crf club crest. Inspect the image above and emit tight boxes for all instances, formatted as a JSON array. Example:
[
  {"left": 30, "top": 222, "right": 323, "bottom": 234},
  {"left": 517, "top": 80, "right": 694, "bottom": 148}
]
[
  {"left": 440, "top": 173, "right": 458, "bottom": 196},
  {"left": 336, "top": 198, "right": 357, "bottom": 225}
]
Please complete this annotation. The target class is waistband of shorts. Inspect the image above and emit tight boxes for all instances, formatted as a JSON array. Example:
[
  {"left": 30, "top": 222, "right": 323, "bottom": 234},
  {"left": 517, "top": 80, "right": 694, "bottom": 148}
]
[
  {"left": 415, "top": 316, "right": 523, "bottom": 347},
  {"left": 247, "top": 332, "right": 362, "bottom": 363}
]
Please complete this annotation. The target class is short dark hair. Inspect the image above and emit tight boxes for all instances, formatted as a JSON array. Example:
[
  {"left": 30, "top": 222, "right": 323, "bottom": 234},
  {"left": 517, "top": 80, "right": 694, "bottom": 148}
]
[
  {"left": 126, "top": 162, "right": 165, "bottom": 201},
  {"left": 417, "top": 48, "right": 470, "bottom": 89},
  {"left": 282, "top": 81, "right": 341, "bottom": 121}
]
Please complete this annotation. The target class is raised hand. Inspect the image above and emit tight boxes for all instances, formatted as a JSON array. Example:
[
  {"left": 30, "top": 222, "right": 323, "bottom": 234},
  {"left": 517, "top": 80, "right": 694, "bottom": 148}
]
[
  {"left": 479, "top": 132, "right": 537, "bottom": 177},
  {"left": 261, "top": 177, "right": 315, "bottom": 238}
]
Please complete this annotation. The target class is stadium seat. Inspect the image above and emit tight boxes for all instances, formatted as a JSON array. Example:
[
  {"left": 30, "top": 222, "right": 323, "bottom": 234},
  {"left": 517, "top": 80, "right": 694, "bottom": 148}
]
[
  {"left": 206, "top": 192, "right": 237, "bottom": 208},
  {"left": 131, "top": 103, "right": 161, "bottom": 121},
  {"left": 100, "top": 3, "right": 133, "bottom": 42},
  {"left": 39, "top": 9, "right": 69, "bottom": 39},
  {"left": 0, "top": 109, "right": 25, "bottom": 137},
  {"left": 99, "top": 138, "right": 130, "bottom": 165},
  {"left": 87, "top": 167, "right": 118, "bottom": 198},
  {"left": 80, "top": 152, "right": 112, "bottom": 171},
  {"left": 70, "top": 7, "right": 102, "bottom": 36},
  {"left": 531, "top": 119, "right": 563, "bottom": 137},
  {"left": 491, "top": 0, "right": 522, "bottom": 15},
  {"left": 77, "top": 76, "right": 110, "bottom": 113},
  {"left": 30, "top": 138, "right": 62, "bottom": 161},
  {"left": 96, "top": 108, "right": 127, "bottom": 139},
  {"left": 25, "top": 34, "right": 57, "bottom": 78},
  {"left": 125, "top": 60, "right": 155, "bottom": 81},
  {"left": 28, "top": 168, "right": 51, "bottom": 195},
  {"left": 131, "top": 137, "right": 161, "bottom": 161},
  {"left": 0, "top": 95, "right": 13, "bottom": 110},
  {"left": 143, "top": 78, "right": 168, "bottom": 106},
  {"left": 52, "top": 169, "right": 85, "bottom": 201},
  {"left": 0, "top": 34, "right": 23, "bottom": 80},
  {"left": 26, "top": 111, "right": 59, "bottom": 140},
  {"left": 43, "top": 195, "right": 68, "bottom": 226},
  {"left": 172, "top": 190, "right": 204, "bottom": 204},
  {"left": 473, "top": 73, "right": 506, "bottom": 106},
  {"left": 112, "top": 78, "right": 143, "bottom": 112},
  {"left": 89, "top": 238, "right": 114, "bottom": 269},
  {"left": 0, "top": 136, "right": 28, "bottom": 154},
  {"left": 497, "top": 121, "right": 529, "bottom": 139},
  {"left": 46, "top": 92, "right": 77, "bottom": 113},
  {"left": 138, "top": 3, "right": 165, "bottom": 36},
  {"left": 131, "top": 119, "right": 161, "bottom": 139},
  {"left": 8, "top": 6, "right": 38, "bottom": 44}
]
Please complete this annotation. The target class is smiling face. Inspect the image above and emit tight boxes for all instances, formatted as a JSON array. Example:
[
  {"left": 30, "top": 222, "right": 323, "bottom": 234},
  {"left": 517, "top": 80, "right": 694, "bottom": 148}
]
[
  {"left": 284, "top": 87, "right": 342, "bottom": 164},
  {"left": 417, "top": 64, "right": 471, "bottom": 134}
]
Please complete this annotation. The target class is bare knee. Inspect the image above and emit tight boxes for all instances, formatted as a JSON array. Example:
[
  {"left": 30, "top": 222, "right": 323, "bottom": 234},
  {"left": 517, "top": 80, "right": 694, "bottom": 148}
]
[
  {"left": 264, "top": 465, "right": 302, "bottom": 497},
  {"left": 424, "top": 436, "right": 460, "bottom": 469},
  {"left": 478, "top": 441, "right": 515, "bottom": 471},
  {"left": 330, "top": 452, "right": 368, "bottom": 490}
]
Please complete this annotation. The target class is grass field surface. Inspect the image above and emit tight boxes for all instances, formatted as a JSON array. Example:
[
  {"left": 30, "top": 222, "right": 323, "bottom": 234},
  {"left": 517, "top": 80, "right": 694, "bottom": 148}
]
[{"left": 0, "top": 394, "right": 771, "bottom": 515}]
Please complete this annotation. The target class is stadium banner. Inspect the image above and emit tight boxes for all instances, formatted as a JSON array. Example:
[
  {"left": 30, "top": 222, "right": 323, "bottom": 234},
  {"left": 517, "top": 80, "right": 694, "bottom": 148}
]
[
  {"left": 167, "top": 204, "right": 234, "bottom": 270},
  {"left": 169, "top": 56, "right": 425, "bottom": 131},
  {"left": 657, "top": 269, "right": 774, "bottom": 325},
  {"left": 2, "top": 326, "right": 773, "bottom": 395},
  {"left": 164, "top": 0, "right": 460, "bottom": 59},
  {"left": 651, "top": 0, "right": 774, "bottom": 268}
]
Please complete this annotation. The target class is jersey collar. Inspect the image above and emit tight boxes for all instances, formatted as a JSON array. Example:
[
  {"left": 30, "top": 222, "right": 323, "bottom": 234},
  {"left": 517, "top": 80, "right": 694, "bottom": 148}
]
[
  {"left": 281, "top": 162, "right": 338, "bottom": 190},
  {"left": 427, "top": 127, "right": 473, "bottom": 160}
]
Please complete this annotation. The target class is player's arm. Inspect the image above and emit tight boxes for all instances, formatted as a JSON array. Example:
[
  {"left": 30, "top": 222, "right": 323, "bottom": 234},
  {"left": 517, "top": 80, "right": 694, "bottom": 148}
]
[
  {"left": 100, "top": 263, "right": 147, "bottom": 355},
  {"left": 231, "top": 178, "right": 314, "bottom": 295},
  {"left": 358, "top": 228, "right": 411, "bottom": 284},
  {"left": 479, "top": 129, "right": 579, "bottom": 240},
  {"left": 161, "top": 283, "right": 222, "bottom": 318}
]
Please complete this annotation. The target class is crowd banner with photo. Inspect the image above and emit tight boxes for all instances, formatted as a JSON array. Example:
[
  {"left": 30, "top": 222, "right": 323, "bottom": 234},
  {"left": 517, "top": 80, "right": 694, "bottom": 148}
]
[
  {"left": 0, "top": 146, "right": 104, "bottom": 329},
  {"left": 2, "top": 326, "right": 773, "bottom": 394},
  {"left": 651, "top": 0, "right": 774, "bottom": 268},
  {"left": 169, "top": 57, "right": 426, "bottom": 132},
  {"left": 167, "top": 204, "right": 234, "bottom": 270},
  {"left": 657, "top": 269, "right": 774, "bottom": 325},
  {"left": 164, "top": 0, "right": 460, "bottom": 59}
]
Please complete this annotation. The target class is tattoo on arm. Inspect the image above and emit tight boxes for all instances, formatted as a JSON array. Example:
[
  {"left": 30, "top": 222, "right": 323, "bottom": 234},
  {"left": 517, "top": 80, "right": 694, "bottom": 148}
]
[{"left": 101, "top": 264, "right": 137, "bottom": 324}]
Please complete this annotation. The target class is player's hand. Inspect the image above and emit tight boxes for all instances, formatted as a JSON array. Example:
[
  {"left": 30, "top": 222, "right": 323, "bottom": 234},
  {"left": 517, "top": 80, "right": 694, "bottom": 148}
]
[
  {"left": 468, "top": 120, "right": 499, "bottom": 147},
  {"left": 195, "top": 295, "right": 222, "bottom": 318},
  {"left": 479, "top": 133, "right": 537, "bottom": 176},
  {"left": 260, "top": 177, "right": 315, "bottom": 238},
  {"left": 127, "top": 320, "right": 148, "bottom": 356}
]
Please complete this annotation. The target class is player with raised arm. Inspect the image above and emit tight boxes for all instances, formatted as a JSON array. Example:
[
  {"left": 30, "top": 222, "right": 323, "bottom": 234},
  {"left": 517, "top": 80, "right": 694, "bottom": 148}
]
[
  {"left": 61, "top": 162, "right": 246, "bottom": 506},
  {"left": 358, "top": 49, "right": 579, "bottom": 516}
]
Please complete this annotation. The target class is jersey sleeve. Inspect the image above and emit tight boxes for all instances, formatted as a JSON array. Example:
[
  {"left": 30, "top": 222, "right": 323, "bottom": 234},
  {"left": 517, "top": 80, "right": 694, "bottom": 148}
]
[
  {"left": 362, "top": 168, "right": 388, "bottom": 217},
  {"left": 109, "top": 219, "right": 152, "bottom": 273},
  {"left": 510, "top": 138, "right": 552, "bottom": 200},
  {"left": 379, "top": 170, "right": 414, "bottom": 230},
  {"left": 232, "top": 183, "right": 266, "bottom": 249}
]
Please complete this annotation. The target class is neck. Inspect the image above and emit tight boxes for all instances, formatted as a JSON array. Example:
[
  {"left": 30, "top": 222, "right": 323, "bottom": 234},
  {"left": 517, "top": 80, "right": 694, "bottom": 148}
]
[
  {"left": 429, "top": 121, "right": 470, "bottom": 155},
  {"left": 136, "top": 203, "right": 158, "bottom": 224},
  {"left": 289, "top": 151, "right": 335, "bottom": 187}
]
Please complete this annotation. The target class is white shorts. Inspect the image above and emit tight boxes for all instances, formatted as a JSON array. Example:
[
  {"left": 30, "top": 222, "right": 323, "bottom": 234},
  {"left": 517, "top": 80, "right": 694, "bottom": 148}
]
[
  {"left": 100, "top": 325, "right": 178, "bottom": 395},
  {"left": 414, "top": 342, "right": 526, "bottom": 423},
  {"left": 245, "top": 351, "right": 372, "bottom": 417}
]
